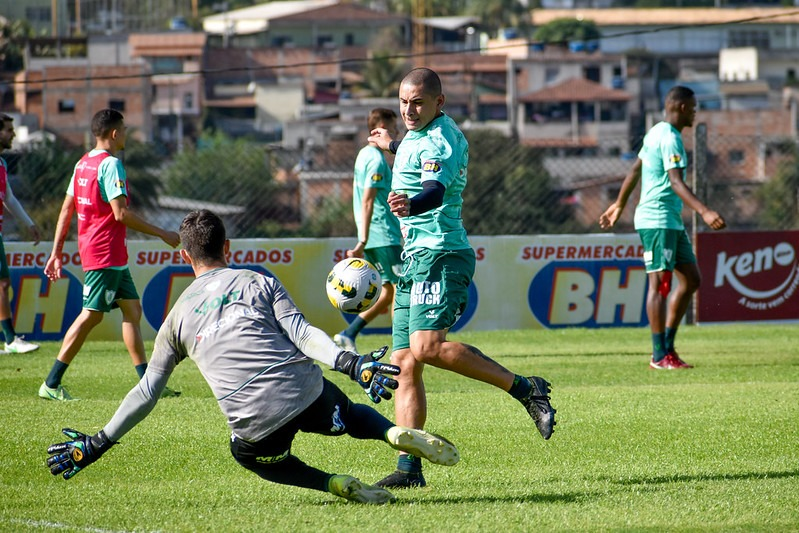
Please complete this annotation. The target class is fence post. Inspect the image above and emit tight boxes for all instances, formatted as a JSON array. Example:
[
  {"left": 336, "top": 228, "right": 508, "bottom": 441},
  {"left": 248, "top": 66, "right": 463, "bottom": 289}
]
[{"left": 689, "top": 122, "right": 707, "bottom": 325}]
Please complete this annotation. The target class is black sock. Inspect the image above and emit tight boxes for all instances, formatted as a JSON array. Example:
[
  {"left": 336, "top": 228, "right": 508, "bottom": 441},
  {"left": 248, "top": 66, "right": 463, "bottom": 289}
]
[
  {"left": 45, "top": 360, "right": 69, "bottom": 389},
  {"left": 508, "top": 374, "right": 532, "bottom": 400},
  {"left": 397, "top": 454, "right": 422, "bottom": 474},
  {"left": 135, "top": 363, "right": 147, "bottom": 379},
  {"left": 1, "top": 318, "right": 15, "bottom": 344}
]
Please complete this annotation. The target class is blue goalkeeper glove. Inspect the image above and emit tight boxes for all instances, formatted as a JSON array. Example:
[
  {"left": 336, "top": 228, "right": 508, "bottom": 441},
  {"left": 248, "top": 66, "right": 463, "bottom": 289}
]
[
  {"left": 46, "top": 428, "right": 115, "bottom": 480},
  {"left": 335, "top": 345, "right": 400, "bottom": 403}
]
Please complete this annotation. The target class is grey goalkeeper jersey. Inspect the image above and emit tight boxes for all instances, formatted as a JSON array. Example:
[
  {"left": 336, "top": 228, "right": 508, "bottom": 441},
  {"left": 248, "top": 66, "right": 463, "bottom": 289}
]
[{"left": 103, "top": 267, "right": 343, "bottom": 443}]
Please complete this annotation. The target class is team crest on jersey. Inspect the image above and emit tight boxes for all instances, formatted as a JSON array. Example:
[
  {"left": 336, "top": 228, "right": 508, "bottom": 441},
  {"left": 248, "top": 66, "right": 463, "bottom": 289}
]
[
  {"left": 371, "top": 173, "right": 383, "bottom": 182},
  {"left": 670, "top": 154, "right": 682, "bottom": 163},
  {"left": 422, "top": 161, "right": 441, "bottom": 173},
  {"left": 105, "top": 290, "right": 116, "bottom": 305}
]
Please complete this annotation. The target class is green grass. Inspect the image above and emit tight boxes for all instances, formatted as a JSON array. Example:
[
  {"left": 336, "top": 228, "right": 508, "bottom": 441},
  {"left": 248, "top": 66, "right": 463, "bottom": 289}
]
[{"left": 2, "top": 324, "right": 798, "bottom": 532}]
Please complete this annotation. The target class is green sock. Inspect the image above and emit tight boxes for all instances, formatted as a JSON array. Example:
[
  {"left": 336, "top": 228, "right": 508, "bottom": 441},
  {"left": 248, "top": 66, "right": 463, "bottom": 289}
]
[
  {"left": 652, "top": 333, "right": 667, "bottom": 361},
  {"left": 665, "top": 327, "right": 677, "bottom": 353},
  {"left": 135, "top": 363, "right": 148, "bottom": 379},
  {"left": 45, "top": 360, "right": 69, "bottom": 389},
  {"left": 343, "top": 316, "right": 367, "bottom": 339}
]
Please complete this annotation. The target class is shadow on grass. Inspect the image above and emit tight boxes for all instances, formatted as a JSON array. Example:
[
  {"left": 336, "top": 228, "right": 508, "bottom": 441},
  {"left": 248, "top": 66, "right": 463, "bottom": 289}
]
[{"left": 610, "top": 468, "right": 799, "bottom": 486}]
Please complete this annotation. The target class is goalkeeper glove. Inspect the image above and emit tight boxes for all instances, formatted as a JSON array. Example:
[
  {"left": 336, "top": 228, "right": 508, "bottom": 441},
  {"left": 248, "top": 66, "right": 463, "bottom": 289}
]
[
  {"left": 335, "top": 345, "right": 400, "bottom": 403},
  {"left": 46, "top": 428, "right": 115, "bottom": 480}
]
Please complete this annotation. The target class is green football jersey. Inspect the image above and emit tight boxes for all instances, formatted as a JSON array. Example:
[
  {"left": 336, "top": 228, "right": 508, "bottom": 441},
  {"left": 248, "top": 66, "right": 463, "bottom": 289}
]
[
  {"left": 391, "top": 113, "right": 470, "bottom": 253},
  {"left": 352, "top": 145, "right": 401, "bottom": 248},
  {"left": 634, "top": 121, "right": 688, "bottom": 230}
]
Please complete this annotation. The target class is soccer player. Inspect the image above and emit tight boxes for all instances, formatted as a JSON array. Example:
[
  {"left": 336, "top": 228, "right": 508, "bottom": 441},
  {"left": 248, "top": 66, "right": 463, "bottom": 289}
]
[
  {"left": 46, "top": 209, "right": 460, "bottom": 504},
  {"left": 599, "top": 85, "right": 726, "bottom": 369},
  {"left": 334, "top": 108, "right": 403, "bottom": 352},
  {"left": 40, "top": 109, "right": 181, "bottom": 401},
  {"left": 368, "top": 68, "right": 556, "bottom": 489},
  {"left": 0, "top": 113, "right": 42, "bottom": 354}
]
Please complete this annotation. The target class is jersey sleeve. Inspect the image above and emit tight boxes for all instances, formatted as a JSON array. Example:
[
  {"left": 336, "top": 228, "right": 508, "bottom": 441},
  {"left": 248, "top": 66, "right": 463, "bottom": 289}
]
[
  {"left": 418, "top": 132, "right": 455, "bottom": 188},
  {"left": 660, "top": 131, "right": 686, "bottom": 171},
  {"left": 98, "top": 156, "right": 128, "bottom": 202},
  {"left": 364, "top": 151, "right": 390, "bottom": 191}
]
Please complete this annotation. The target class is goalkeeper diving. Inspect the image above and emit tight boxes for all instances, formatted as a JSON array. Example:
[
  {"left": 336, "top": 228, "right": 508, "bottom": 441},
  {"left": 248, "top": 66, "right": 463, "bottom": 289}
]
[{"left": 46, "top": 209, "right": 458, "bottom": 504}]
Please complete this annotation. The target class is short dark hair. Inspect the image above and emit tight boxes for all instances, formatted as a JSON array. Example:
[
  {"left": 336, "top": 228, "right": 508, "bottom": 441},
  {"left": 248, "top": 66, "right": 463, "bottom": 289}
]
[
  {"left": 180, "top": 210, "right": 227, "bottom": 265},
  {"left": 665, "top": 85, "right": 695, "bottom": 104},
  {"left": 91, "top": 109, "right": 124, "bottom": 138},
  {"left": 401, "top": 67, "right": 442, "bottom": 97},
  {"left": 0, "top": 113, "right": 13, "bottom": 126},
  {"left": 367, "top": 108, "right": 397, "bottom": 131}
]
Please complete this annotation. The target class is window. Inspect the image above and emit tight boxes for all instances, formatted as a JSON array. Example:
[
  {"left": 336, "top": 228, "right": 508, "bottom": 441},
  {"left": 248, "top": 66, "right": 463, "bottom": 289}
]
[
  {"left": 58, "top": 99, "right": 75, "bottom": 113},
  {"left": 25, "top": 7, "right": 51, "bottom": 22},
  {"left": 344, "top": 34, "right": 354, "bottom": 46},
  {"left": 183, "top": 92, "right": 194, "bottom": 111},
  {"left": 729, "top": 30, "right": 769, "bottom": 50},
  {"left": 729, "top": 150, "right": 745, "bottom": 165},
  {"left": 545, "top": 67, "right": 559, "bottom": 84},
  {"left": 109, "top": 99, "right": 125, "bottom": 112},
  {"left": 317, "top": 35, "right": 334, "bottom": 47},
  {"left": 583, "top": 66, "right": 600, "bottom": 83},
  {"left": 150, "top": 57, "right": 182, "bottom": 74}
]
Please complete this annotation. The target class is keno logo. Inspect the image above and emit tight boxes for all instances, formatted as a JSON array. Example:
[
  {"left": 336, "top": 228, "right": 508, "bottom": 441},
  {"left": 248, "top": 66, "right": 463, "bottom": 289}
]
[{"left": 714, "top": 241, "right": 799, "bottom": 310}]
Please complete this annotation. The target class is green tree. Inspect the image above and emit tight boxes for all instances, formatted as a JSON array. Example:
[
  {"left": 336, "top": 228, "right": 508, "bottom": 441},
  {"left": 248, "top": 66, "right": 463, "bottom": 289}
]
[
  {"left": 0, "top": 19, "right": 34, "bottom": 72},
  {"left": 468, "top": 0, "right": 530, "bottom": 37},
  {"left": 463, "top": 129, "right": 581, "bottom": 235},
  {"left": 758, "top": 147, "right": 799, "bottom": 230},
  {"left": 162, "top": 130, "right": 281, "bottom": 237},
  {"left": 533, "top": 17, "right": 601, "bottom": 46}
]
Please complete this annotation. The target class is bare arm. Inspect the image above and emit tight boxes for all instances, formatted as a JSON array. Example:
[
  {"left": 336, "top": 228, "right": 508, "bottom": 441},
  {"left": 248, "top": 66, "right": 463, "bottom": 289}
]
[
  {"left": 599, "top": 158, "right": 642, "bottom": 229},
  {"left": 44, "top": 195, "right": 76, "bottom": 281},
  {"left": 346, "top": 187, "right": 378, "bottom": 258},
  {"left": 367, "top": 128, "right": 394, "bottom": 152},
  {"left": 109, "top": 197, "right": 180, "bottom": 247},
  {"left": 668, "top": 168, "right": 726, "bottom": 230},
  {"left": 4, "top": 182, "right": 41, "bottom": 244}
]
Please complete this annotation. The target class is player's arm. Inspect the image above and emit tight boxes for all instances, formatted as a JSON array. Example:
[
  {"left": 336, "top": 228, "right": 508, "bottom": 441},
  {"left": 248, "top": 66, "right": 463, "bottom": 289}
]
[
  {"left": 599, "top": 158, "right": 642, "bottom": 229},
  {"left": 388, "top": 180, "right": 445, "bottom": 218},
  {"left": 270, "top": 280, "right": 399, "bottom": 402},
  {"left": 109, "top": 197, "right": 180, "bottom": 247},
  {"left": 46, "top": 332, "right": 180, "bottom": 480},
  {"left": 3, "top": 181, "right": 41, "bottom": 244},
  {"left": 347, "top": 187, "right": 377, "bottom": 258},
  {"left": 368, "top": 128, "right": 401, "bottom": 154},
  {"left": 667, "top": 168, "right": 726, "bottom": 230},
  {"left": 45, "top": 195, "right": 76, "bottom": 281}
]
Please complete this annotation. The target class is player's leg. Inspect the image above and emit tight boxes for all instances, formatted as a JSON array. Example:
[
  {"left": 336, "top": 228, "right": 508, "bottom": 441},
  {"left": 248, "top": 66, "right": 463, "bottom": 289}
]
[
  {"left": 334, "top": 246, "right": 400, "bottom": 351},
  {"left": 230, "top": 382, "right": 394, "bottom": 503},
  {"left": 0, "top": 239, "right": 37, "bottom": 353},
  {"left": 640, "top": 229, "right": 678, "bottom": 369},
  {"left": 664, "top": 230, "right": 700, "bottom": 368}
]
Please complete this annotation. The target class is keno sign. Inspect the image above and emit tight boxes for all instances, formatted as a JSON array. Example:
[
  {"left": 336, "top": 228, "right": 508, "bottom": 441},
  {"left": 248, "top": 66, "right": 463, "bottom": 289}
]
[{"left": 697, "top": 231, "right": 799, "bottom": 322}]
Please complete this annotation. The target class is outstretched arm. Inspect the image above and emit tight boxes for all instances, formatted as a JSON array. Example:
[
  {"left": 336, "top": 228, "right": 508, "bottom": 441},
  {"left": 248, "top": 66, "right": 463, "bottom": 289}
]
[
  {"left": 4, "top": 182, "right": 41, "bottom": 244},
  {"left": 600, "top": 158, "right": 642, "bottom": 229}
]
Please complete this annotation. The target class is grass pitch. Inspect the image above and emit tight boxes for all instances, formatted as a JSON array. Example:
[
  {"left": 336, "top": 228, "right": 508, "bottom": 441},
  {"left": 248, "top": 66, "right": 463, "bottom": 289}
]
[{"left": 1, "top": 324, "right": 798, "bottom": 532}]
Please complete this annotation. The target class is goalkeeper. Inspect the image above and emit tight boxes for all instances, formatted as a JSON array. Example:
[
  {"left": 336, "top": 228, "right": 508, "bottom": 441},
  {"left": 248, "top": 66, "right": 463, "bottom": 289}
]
[{"left": 46, "top": 209, "right": 459, "bottom": 504}]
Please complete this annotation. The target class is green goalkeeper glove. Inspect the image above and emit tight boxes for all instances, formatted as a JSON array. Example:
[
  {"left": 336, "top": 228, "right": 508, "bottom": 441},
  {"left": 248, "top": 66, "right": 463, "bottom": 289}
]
[
  {"left": 46, "top": 428, "right": 115, "bottom": 480},
  {"left": 335, "top": 345, "right": 400, "bottom": 403}
]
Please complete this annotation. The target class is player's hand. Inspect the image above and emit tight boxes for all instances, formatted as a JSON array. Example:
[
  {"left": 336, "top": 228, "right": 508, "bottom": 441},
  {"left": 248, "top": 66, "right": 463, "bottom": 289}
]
[
  {"left": 46, "top": 428, "right": 115, "bottom": 480},
  {"left": 27, "top": 224, "right": 42, "bottom": 246},
  {"left": 702, "top": 209, "right": 726, "bottom": 231},
  {"left": 335, "top": 346, "right": 400, "bottom": 403},
  {"left": 388, "top": 191, "right": 410, "bottom": 218},
  {"left": 367, "top": 128, "right": 393, "bottom": 152},
  {"left": 161, "top": 230, "right": 181, "bottom": 248},
  {"left": 346, "top": 241, "right": 365, "bottom": 259},
  {"left": 599, "top": 203, "right": 622, "bottom": 229},
  {"left": 44, "top": 254, "right": 63, "bottom": 282}
]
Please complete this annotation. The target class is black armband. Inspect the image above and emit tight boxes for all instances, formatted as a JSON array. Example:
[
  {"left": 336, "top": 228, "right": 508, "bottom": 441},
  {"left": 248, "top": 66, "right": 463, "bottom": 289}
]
[
  {"left": 409, "top": 181, "right": 445, "bottom": 216},
  {"left": 389, "top": 140, "right": 401, "bottom": 154}
]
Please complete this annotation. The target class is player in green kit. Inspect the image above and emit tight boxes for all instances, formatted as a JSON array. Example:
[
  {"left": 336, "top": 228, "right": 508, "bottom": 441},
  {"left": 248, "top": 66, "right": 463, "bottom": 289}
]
[
  {"left": 600, "top": 85, "right": 726, "bottom": 369},
  {"left": 369, "top": 68, "right": 556, "bottom": 489},
  {"left": 334, "top": 108, "right": 403, "bottom": 352}
]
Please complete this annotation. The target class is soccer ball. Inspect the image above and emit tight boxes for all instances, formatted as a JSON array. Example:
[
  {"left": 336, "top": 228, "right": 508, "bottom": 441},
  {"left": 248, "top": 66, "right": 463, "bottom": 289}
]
[{"left": 326, "top": 258, "right": 382, "bottom": 313}]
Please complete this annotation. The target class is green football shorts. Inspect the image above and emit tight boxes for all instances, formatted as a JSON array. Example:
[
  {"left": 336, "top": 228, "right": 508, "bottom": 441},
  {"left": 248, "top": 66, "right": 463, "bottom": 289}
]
[
  {"left": 637, "top": 228, "right": 696, "bottom": 273},
  {"left": 392, "top": 248, "right": 475, "bottom": 351},
  {"left": 365, "top": 245, "right": 403, "bottom": 285},
  {"left": 82, "top": 268, "right": 140, "bottom": 312}
]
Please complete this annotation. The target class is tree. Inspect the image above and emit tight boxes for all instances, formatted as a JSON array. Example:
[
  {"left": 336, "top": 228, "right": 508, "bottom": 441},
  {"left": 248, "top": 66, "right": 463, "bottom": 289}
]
[
  {"left": 162, "top": 130, "right": 281, "bottom": 237},
  {"left": 0, "top": 19, "right": 34, "bottom": 73},
  {"left": 757, "top": 146, "right": 799, "bottom": 230},
  {"left": 462, "top": 129, "right": 582, "bottom": 235},
  {"left": 533, "top": 17, "right": 601, "bottom": 47},
  {"left": 467, "top": 0, "right": 530, "bottom": 38}
]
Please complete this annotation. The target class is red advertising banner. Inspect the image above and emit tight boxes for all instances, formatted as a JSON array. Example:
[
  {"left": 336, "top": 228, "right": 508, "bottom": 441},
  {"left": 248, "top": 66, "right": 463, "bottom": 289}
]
[{"left": 697, "top": 230, "right": 799, "bottom": 322}]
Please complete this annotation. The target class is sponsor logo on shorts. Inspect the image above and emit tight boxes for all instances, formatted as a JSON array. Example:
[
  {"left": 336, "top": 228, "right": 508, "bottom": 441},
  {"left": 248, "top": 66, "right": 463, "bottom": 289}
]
[
  {"left": 330, "top": 404, "right": 345, "bottom": 432},
  {"left": 255, "top": 450, "right": 289, "bottom": 464},
  {"left": 411, "top": 281, "right": 441, "bottom": 306}
]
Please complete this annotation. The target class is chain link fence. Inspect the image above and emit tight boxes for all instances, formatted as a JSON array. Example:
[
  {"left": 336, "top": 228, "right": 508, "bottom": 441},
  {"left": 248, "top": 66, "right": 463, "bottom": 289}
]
[{"left": 3, "top": 123, "right": 797, "bottom": 244}]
